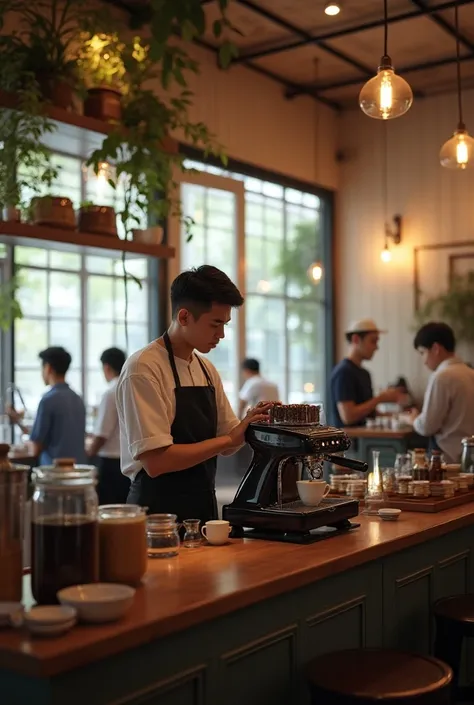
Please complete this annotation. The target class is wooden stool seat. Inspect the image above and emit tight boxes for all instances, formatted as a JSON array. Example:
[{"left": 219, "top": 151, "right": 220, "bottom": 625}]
[
  {"left": 434, "top": 594, "right": 474, "bottom": 702},
  {"left": 306, "top": 648, "right": 452, "bottom": 705}
]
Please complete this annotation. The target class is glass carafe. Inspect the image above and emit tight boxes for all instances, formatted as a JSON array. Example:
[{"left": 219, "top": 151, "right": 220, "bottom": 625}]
[
  {"left": 364, "top": 450, "right": 386, "bottom": 515},
  {"left": 31, "top": 465, "right": 99, "bottom": 604},
  {"left": 99, "top": 504, "right": 148, "bottom": 585},
  {"left": 147, "top": 514, "right": 180, "bottom": 558},
  {"left": 183, "top": 519, "right": 202, "bottom": 548},
  {"left": 0, "top": 444, "right": 29, "bottom": 601}
]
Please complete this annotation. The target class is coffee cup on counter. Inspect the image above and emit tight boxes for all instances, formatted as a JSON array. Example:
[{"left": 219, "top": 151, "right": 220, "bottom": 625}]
[
  {"left": 201, "top": 520, "right": 231, "bottom": 545},
  {"left": 297, "top": 480, "right": 330, "bottom": 507}
]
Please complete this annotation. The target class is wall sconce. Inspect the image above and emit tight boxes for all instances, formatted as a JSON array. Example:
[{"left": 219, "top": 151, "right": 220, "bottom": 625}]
[{"left": 380, "top": 214, "right": 402, "bottom": 263}]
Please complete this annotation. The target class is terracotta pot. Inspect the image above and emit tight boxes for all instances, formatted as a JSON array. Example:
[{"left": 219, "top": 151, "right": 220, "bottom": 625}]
[
  {"left": 31, "top": 196, "right": 76, "bottom": 230},
  {"left": 132, "top": 226, "right": 163, "bottom": 245},
  {"left": 36, "top": 76, "right": 75, "bottom": 110},
  {"left": 78, "top": 205, "right": 117, "bottom": 237},
  {"left": 84, "top": 88, "right": 122, "bottom": 122}
]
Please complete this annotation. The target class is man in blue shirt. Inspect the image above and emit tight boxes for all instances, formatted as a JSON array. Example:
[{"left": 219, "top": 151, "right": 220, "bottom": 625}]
[
  {"left": 330, "top": 318, "right": 402, "bottom": 428},
  {"left": 8, "top": 347, "right": 86, "bottom": 465}
]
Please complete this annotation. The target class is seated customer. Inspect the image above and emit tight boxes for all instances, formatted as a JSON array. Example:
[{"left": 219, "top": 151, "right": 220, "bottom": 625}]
[
  {"left": 410, "top": 322, "right": 474, "bottom": 462},
  {"left": 8, "top": 346, "right": 86, "bottom": 465},
  {"left": 330, "top": 318, "right": 402, "bottom": 427}
]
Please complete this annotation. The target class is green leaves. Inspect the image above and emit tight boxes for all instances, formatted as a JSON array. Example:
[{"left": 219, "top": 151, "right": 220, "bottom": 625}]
[
  {"left": 415, "top": 272, "right": 474, "bottom": 343},
  {"left": 218, "top": 41, "right": 239, "bottom": 69}
]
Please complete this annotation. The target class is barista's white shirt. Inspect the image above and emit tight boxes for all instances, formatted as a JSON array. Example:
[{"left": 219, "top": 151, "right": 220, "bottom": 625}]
[
  {"left": 94, "top": 378, "right": 120, "bottom": 459},
  {"left": 239, "top": 375, "right": 280, "bottom": 408},
  {"left": 413, "top": 356, "right": 474, "bottom": 463},
  {"left": 116, "top": 340, "right": 240, "bottom": 479}
]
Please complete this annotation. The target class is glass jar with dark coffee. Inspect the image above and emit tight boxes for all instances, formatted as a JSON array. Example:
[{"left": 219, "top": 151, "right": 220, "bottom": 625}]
[{"left": 31, "top": 465, "right": 99, "bottom": 604}]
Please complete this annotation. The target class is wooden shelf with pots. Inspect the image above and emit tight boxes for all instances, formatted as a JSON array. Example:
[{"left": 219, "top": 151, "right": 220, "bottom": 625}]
[
  {"left": 0, "top": 222, "right": 175, "bottom": 259},
  {"left": 0, "top": 90, "right": 178, "bottom": 158}
]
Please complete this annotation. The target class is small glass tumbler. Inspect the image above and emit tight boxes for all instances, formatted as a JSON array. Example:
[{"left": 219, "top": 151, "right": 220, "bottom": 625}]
[
  {"left": 146, "top": 513, "right": 180, "bottom": 559},
  {"left": 182, "top": 518, "right": 202, "bottom": 548}
]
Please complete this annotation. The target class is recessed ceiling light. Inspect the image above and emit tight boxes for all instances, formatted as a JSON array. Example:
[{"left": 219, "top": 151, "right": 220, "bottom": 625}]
[{"left": 325, "top": 2, "right": 341, "bottom": 16}]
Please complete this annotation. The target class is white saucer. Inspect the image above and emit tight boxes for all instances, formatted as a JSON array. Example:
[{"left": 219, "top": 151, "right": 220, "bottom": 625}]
[
  {"left": 378, "top": 508, "right": 402, "bottom": 521},
  {"left": 25, "top": 618, "right": 76, "bottom": 637},
  {"left": 24, "top": 605, "right": 77, "bottom": 626},
  {"left": 57, "top": 583, "right": 136, "bottom": 623}
]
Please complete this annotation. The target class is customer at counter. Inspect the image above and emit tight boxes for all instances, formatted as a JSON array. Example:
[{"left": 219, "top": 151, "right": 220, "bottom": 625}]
[
  {"left": 330, "top": 318, "right": 402, "bottom": 427},
  {"left": 7, "top": 346, "right": 86, "bottom": 465},
  {"left": 410, "top": 322, "right": 474, "bottom": 462},
  {"left": 238, "top": 358, "right": 280, "bottom": 419},
  {"left": 88, "top": 347, "right": 130, "bottom": 505},
  {"left": 116, "top": 265, "right": 271, "bottom": 523}
]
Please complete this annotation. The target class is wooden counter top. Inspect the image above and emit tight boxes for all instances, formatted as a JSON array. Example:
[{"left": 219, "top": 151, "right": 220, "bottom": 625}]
[
  {"left": 1, "top": 505, "right": 474, "bottom": 678},
  {"left": 344, "top": 426, "right": 414, "bottom": 439}
]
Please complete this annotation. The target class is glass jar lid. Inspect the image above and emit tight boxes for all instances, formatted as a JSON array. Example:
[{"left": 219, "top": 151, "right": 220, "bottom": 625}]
[
  {"left": 462, "top": 436, "right": 474, "bottom": 446},
  {"left": 99, "top": 504, "right": 147, "bottom": 520},
  {"left": 147, "top": 513, "right": 178, "bottom": 529},
  {"left": 32, "top": 464, "right": 97, "bottom": 488}
]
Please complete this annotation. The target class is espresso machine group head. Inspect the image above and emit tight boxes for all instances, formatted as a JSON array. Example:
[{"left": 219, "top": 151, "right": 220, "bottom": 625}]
[{"left": 223, "top": 403, "right": 368, "bottom": 544}]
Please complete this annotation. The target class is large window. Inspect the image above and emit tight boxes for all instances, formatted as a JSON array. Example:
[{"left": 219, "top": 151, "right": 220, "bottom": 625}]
[
  {"left": 9, "top": 152, "right": 153, "bottom": 421},
  {"left": 174, "top": 160, "right": 331, "bottom": 411}
]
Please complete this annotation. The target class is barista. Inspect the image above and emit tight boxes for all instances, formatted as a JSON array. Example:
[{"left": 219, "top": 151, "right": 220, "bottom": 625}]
[{"left": 116, "top": 265, "right": 271, "bottom": 523}]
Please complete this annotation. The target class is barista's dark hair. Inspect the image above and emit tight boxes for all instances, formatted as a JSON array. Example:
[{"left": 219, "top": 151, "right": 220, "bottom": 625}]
[
  {"left": 414, "top": 322, "right": 456, "bottom": 352},
  {"left": 39, "top": 347, "right": 72, "bottom": 376},
  {"left": 242, "top": 358, "right": 260, "bottom": 373},
  {"left": 345, "top": 331, "right": 370, "bottom": 344},
  {"left": 100, "top": 347, "right": 126, "bottom": 375},
  {"left": 170, "top": 265, "right": 244, "bottom": 319}
]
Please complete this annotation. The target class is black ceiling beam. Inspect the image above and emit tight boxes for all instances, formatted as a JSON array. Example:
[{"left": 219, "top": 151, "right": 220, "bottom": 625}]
[
  {"left": 411, "top": 0, "right": 474, "bottom": 52},
  {"left": 193, "top": 37, "right": 341, "bottom": 110},
  {"left": 233, "top": 0, "right": 474, "bottom": 64},
  {"left": 288, "top": 51, "right": 474, "bottom": 98},
  {"left": 235, "top": 0, "right": 373, "bottom": 76}
]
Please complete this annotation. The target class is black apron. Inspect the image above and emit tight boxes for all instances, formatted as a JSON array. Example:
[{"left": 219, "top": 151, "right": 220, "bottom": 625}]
[{"left": 127, "top": 332, "right": 219, "bottom": 524}]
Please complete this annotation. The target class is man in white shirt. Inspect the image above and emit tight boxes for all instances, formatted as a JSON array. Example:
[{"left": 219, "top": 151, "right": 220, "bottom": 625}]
[
  {"left": 88, "top": 347, "right": 130, "bottom": 504},
  {"left": 410, "top": 322, "right": 474, "bottom": 462},
  {"left": 238, "top": 358, "right": 280, "bottom": 418},
  {"left": 116, "top": 265, "right": 271, "bottom": 523}
]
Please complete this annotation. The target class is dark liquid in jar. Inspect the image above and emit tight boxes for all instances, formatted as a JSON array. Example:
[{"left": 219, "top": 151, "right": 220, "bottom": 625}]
[{"left": 31, "top": 515, "right": 99, "bottom": 604}]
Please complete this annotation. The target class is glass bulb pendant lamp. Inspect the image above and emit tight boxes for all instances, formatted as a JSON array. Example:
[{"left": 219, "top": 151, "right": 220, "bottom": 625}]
[
  {"left": 359, "top": 0, "right": 413, "bottom": 120},
  {"left": 439, "top": 1, "right": 474, "bottom": 169}
]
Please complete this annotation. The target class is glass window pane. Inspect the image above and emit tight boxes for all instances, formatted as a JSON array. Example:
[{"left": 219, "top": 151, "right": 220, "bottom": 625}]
[
  {"left": 15, "top": 319, "right": 48, "bottom": 368},
  {"left": 15, "top": 247, "right": 48, "bottom": 267},
  {"left": 16, "top": 268, "right": 48, "bottom": 317},
  {"left": 262, "top": 181, "right": 283, "bottom": 199},
  {"left": 87, "top": 322, "right": 114, "bottom": 367},
  {"left": 288, "top": 301, "right": 325, "bottom": 404},
  {"left": 49, "top": 251, "right": 81, "bottom": 271},
  {"left": 87, "top": 276, "right": 114, "bottom": 321},
  {"left": 115, "top": 323, "right": 149, "bottom": 355},
  {"left": 50, "top": 320, "right": 81, "bottom": 367},
  {"left": 85, "top": 256, "right": 115, "bottom": 275},
  {"left": 114, "top": 279, "right": 148, "bottom": 324},
  {"left": 14, "top": 369, "right": 44, "bottom": 415},
  {"left": 66, "top": 368, "right": 82, "bottom": 397},
  {"left": 112, "top": 258, "right": 148, "bottom": 279},
  {"left": 49, "top": 272, "right": 81, "bottom": 318},
  {"left": 86, "top": 369, "right": 108, "bottom": 410}
]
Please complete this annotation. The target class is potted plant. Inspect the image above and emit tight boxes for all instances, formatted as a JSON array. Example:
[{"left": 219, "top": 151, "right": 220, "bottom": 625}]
[
  {"left": 0, "top": 0, "right": 107, "bottom": 109},
  {"left": 77, "top": 32, "right": 126, "bottom": 122},
  {"left": 78, "top": 201, "right": 117, "bottom": 237},
  {"left": 415, "top": 272, "right": 474, "bottom": 344}
]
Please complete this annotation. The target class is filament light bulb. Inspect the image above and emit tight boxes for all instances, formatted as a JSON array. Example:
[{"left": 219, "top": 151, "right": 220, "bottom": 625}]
[
  {"left": 359, "top": 59, "right": 413, "bottom": 120},
  {"left": 380, "top": 246, "right": 392, "bottom": 263},
  {"left": 308, "top": 262, "right": 323, "bottom": 283},
  {"left": 324, "top": 2, "right": 341, "bottom": 16},
  {"left": 440, "top": 127, "right": 474, "bottom": 169}
]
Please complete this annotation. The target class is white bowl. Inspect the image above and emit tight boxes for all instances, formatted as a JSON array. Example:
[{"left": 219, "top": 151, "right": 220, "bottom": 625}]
[
  {"left": 24, "top": 605, "right": 77, "bottom": 626},
  {"left": 378, "top": 508, "right": 402, "bottom": 521},
  {"left": 25, "top": 618, "right": 76, "bottom": 637},
  {"left": 57, "top": 583, "right": 136, "bottom": 623}
]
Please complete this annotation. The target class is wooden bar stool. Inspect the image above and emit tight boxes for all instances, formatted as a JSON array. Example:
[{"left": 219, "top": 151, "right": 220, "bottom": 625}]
[
  {"left": 306, "top": 648, "right": 452, "bottom": 704},
  {"left": 434, "top": 594, "right": 474, "bottom": 703}
]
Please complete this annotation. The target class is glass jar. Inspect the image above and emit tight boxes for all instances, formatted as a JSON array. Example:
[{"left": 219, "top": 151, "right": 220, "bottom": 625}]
[
  {"left": 31, "top": 465, "right": 99, "bottom": 604},
  {"left": 363, "top": 450, "right": 387, "bottom": 515},
  {"left": 461, "top": 436, "right": 474, "bottom": 474},
  {"left": 412, "top": 448, "right": 428, "bottom": 481},
  {"left": 0, "top": 444, "right": 29, "bottom": 601},
  {"left": 99, "top": 504, "right": 148, "bottom": 585},
  {"left": 147, "top": 514, "right": 180, "bottom": 558},
  {"left": 182, "top": 518, "right": 202, "bottom": 548}
]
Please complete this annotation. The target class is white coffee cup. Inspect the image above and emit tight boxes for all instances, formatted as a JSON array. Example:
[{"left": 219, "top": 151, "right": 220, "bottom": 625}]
[
  {"left": 201, "top": 520, "right": 231, "bottom": 545},
  {"left": 296, "top": 480, "right": 330, "bottom": 507}
]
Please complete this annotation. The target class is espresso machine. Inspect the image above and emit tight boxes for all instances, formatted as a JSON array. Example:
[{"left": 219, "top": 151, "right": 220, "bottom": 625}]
[{"left": 223, "top": 404, "right": 368, "bottom": 544}]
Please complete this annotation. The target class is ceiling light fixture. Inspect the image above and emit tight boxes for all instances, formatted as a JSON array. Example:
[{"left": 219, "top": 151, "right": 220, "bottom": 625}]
[
  {"left": 359, "top": 0, "right": 413, "bottom": 119},
  {"left": 324, "top": 2, "right": 341, "bottom": 16},
  {"left": 439, "top": 0, "right": 474, "bottom": 169},
  {"left": 381, "top": 215, "right": 402, "bottom": 263}
]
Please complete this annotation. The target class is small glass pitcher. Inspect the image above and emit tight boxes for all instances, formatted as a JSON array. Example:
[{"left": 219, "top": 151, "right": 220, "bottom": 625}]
[
  {"left": 146, "top": 513, "right": 180, "bottom": 559},
  {"left": 182, "top": 519, "right": 202, "bottom": 548}
]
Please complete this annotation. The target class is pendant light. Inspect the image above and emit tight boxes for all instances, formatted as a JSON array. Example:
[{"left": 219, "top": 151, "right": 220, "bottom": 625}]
[
  {"left": 439, "top": 0, "right": 474, "bottom": 169},
  {"left": 359, "top": 0, "right": 413, "bottom": 120}
]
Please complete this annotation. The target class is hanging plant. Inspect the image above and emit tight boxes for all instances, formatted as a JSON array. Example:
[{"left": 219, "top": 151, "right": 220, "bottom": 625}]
[
  {"left": 415, "top": 271, "right": 474, "bottom": 343},
  {"left": 0, "top": 275, "right": 23, "bottom": 332}
]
